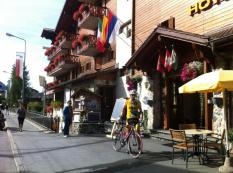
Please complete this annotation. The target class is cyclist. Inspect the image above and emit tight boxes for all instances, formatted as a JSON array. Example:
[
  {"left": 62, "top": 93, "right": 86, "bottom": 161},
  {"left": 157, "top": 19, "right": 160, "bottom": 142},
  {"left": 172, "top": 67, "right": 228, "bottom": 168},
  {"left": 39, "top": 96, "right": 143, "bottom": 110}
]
[{"left": 121, "top": 89, "right": 143, "bottom": 135}]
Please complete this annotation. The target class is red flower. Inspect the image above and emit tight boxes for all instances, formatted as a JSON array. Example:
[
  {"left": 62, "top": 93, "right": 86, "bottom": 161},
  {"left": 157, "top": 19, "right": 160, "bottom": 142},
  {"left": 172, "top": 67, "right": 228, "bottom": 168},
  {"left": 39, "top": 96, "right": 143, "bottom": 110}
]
[
  {"left": 73, "top": 10, "right": 83, "bottom": 21},
  {"left": 79, "top": 4, "right": 84, "bottom": 13},
  {"left": 71, "top": 39, "right": 82, "bottom": 49},
  {"left": 180, "top": 61, "right": 203, "bottom": 81}
]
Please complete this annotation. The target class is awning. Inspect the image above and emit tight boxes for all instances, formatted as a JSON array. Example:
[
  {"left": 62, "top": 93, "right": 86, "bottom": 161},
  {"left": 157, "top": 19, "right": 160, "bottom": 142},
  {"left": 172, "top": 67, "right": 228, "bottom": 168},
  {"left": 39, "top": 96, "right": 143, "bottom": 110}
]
[{"left": 125, "top": 26, "right": 211, "bottom": 69}]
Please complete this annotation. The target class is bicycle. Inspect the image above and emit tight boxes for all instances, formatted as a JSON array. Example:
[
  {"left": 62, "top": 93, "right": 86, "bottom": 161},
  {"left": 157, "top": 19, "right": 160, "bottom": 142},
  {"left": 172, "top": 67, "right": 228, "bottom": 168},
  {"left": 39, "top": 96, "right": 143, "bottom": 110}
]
[{"left": 112, "top": 118, "right": 143, "bottom": 158}]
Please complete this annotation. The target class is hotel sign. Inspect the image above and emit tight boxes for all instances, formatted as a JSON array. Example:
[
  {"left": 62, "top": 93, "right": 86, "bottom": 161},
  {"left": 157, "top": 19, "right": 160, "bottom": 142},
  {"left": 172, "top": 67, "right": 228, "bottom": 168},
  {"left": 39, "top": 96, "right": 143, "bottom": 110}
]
[{"left": 188, "top": 0, "right": 227, "bottom": 16}]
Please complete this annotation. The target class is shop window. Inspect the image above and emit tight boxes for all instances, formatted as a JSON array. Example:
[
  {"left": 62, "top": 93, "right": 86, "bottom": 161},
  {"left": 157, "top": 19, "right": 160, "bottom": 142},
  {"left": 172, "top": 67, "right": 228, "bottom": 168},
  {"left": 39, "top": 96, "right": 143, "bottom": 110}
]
[
  {"left": 86, "top": 62, "right": 91, "bottom": 70},
  {"left": 81, "top": 66, "right": 84, "bottom": 73}
]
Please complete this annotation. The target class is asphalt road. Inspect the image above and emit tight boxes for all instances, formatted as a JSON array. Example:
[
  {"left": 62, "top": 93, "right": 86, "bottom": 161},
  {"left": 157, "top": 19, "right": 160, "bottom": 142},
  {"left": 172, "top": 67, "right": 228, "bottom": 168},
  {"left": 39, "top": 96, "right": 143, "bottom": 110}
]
[{"left": 1, "top": 112, "right": 222, "bottom": 173}]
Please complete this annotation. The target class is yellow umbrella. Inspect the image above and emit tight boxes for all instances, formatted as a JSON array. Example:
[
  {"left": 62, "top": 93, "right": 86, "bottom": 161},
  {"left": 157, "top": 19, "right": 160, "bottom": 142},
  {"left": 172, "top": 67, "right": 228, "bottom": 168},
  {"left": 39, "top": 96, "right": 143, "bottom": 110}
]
[
  {"left": 179, "top": 70, "right": 233, "bottom": 172},
  {"left": 179, "top": 70, "right": 233, "bottom": 94}
]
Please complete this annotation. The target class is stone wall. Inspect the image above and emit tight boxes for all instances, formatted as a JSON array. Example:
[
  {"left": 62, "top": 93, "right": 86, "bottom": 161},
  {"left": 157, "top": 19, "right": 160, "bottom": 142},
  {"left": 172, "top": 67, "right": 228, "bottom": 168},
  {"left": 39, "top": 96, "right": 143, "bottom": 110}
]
[{"left": 212, "top": 94, "right": 225, "bottom": 135}]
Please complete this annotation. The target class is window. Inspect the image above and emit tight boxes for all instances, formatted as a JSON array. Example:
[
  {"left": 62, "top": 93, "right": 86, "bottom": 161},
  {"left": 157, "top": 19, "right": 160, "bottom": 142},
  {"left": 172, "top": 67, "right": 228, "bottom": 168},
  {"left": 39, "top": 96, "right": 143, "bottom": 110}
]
[{"left": 86, "top": 62, "right": 91, "bottom": 70}]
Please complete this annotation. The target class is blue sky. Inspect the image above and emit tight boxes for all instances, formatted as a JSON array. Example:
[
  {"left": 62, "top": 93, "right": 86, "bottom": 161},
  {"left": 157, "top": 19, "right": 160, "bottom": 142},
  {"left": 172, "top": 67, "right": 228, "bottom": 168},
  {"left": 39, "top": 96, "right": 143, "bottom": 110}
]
[{"left": 0, "top": 0, "right": 65, "bottom": 91}]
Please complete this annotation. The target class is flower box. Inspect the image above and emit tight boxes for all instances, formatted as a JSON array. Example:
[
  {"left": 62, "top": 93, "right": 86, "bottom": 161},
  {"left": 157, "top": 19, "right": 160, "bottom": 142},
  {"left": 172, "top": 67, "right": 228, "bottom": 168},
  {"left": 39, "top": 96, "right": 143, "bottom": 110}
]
[{"left": 180, "top": 61, "right": 203, "bottom": 82}]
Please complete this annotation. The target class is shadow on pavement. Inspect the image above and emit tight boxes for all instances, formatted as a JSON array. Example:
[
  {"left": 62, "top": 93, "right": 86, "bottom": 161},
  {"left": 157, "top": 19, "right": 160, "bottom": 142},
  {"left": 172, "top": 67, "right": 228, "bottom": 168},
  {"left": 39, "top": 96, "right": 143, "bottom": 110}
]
[
  {"left": 7, "top": 127, "right": 19, "bottom": 133},
  {"left": 17, "top": 139, "right": 112, "bottom": 155},
  {"left": 7, "top": 126, "right": 45, "bottom": 133},
  {"left": 54, "top": 154, "right": 201, "bottom": 173},
  {"left": 0, "top": 153, "right": 15, "bottom": 158}
]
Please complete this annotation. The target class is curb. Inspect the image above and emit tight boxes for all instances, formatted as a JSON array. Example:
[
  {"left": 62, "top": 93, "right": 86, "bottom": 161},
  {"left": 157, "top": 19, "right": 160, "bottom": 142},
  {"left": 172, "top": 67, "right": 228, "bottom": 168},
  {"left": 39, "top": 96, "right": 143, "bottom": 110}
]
[
  {"left": 25, "top": 119, "right": 54, "bottom": 134},
  {"left": 5, "top": 121, "right": 25, "bottom": 173}
]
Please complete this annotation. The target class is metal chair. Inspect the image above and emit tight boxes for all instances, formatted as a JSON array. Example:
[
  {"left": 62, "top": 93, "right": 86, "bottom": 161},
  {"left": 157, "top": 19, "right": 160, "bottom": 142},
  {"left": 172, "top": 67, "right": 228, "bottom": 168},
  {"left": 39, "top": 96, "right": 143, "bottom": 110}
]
[
  {"left": 170, "top": 129, "right": 200, "bottom": 168},
  {"left": 204, "top": 129, "right": 225, "bottom": 162}
]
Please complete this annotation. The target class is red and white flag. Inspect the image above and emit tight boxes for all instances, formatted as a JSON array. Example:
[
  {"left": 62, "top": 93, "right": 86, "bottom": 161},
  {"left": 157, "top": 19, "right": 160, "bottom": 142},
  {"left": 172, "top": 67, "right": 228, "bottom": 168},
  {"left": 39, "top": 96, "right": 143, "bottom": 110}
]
[
  {"left": 16, "top": 52, "right": 24, "bottom": 79},
  {"left": 156, "top": 53, "right": 165, "bottom": 73},
  {"left": 164, "top": 49, "right": 172, "bottom": 72}
]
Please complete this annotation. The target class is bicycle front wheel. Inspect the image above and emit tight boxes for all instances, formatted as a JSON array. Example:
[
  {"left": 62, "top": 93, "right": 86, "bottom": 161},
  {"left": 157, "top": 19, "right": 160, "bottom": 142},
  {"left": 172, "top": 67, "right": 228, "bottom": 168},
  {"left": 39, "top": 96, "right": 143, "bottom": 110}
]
[
  {"left": 112, "top": 131, "right": 124, "bottom": 151},
  {"left": 127, "top": 132, "right": 142, "bottom": 158}
]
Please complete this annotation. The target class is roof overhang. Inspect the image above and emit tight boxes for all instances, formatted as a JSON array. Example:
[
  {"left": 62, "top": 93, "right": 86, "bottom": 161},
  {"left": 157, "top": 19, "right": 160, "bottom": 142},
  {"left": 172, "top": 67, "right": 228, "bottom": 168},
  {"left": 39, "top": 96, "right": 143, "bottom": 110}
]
[
  {"left": 125, "top": 26, "right": 211, "bottom": 68},
  {"left": 208, "top": 27, "right": 233, "bottom": 48},
  {"left": 41, "top": 28, "right": 55, "bottom": 40}
]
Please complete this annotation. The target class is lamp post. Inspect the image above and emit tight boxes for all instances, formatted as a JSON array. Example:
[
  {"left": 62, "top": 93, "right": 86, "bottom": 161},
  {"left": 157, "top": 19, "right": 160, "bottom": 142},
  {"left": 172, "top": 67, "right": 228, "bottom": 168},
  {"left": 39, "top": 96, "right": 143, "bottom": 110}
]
[{"left": 6, "top": 33, "right": 26, "bottom": 104}]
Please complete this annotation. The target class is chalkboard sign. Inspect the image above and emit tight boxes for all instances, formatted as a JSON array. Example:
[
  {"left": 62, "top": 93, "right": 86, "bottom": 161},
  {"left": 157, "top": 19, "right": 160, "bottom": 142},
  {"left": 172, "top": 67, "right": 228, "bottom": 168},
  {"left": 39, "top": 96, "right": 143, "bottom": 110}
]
[{"left": 111, "top": 98, "right": 126, "bottom": 121}]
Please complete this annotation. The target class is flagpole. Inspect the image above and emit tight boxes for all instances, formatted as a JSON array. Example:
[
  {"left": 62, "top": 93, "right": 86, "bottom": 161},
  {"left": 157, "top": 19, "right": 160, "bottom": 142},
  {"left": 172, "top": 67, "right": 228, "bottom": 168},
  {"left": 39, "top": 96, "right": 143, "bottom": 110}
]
[{"left": 6, "top": 33, "right": 26, "bottom": 104}]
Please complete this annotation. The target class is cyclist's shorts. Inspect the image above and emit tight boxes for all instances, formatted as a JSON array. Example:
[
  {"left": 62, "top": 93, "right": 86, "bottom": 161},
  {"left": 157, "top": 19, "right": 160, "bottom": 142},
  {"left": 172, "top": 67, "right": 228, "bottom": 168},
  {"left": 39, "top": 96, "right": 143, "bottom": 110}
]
[{"left": 126, "top": 119, "right": 140, "bottom": 132}]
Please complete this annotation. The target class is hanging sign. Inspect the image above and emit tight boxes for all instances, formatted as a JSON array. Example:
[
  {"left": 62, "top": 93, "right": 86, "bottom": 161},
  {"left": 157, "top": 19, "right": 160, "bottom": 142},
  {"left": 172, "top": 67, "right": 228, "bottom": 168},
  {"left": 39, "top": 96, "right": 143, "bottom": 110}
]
[{"left": 188, "top": 0, "right": 227, "bottom": 16}]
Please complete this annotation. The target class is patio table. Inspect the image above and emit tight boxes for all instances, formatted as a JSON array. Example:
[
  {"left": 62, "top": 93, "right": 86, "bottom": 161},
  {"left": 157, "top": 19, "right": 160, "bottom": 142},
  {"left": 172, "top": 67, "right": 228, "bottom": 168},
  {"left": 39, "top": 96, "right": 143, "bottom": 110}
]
[{"left": 185, "top": 129, "right": 213, "bottom": 164}]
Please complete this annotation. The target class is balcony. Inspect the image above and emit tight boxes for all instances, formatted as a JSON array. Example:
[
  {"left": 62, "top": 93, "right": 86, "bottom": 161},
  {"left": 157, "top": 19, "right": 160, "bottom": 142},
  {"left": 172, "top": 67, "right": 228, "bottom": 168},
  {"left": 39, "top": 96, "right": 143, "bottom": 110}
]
[
  {"left": 71, "top": 35, "right": 99, "bottom": 57},
  {"left": 59, "top": 35, "right": 73, "bottom": 49},
  {"left": 101, "top": 59, "right": 116, "bottom": 70},
  {"left": 74, "top": 5, "right": 104, "bottom": 30},
  {"left": 46, "top": 55, "right": 79, "bottom": 77},
  {"left": 47, "top": 47, "right": 69, "bottom": 61}
]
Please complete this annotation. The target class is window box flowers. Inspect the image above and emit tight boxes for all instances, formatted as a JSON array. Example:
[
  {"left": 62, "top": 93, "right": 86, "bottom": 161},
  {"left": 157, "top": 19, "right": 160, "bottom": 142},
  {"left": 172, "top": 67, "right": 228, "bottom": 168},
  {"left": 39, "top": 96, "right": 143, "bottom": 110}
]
[
  {"left": 180, "top": 61, "right": 203, "bottom": 82},
  {"left": 71, "top": 38, "right": 82, "bottom": 50},
  {"left": 126, "top": 76, "right": 142, "bottom": 91},
  {"left": 79, "top": 4, "right": 90, "bottom": 14},
  {"left": 73, "top": 10, "right": 83, "bottom": 21}
]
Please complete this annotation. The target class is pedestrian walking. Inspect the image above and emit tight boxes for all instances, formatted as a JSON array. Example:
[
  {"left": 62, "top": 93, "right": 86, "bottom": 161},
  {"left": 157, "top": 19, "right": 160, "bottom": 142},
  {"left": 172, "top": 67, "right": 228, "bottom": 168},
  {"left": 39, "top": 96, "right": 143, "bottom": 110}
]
[
  {"left": 63, "top": 100, "right": 73, "bottom": 137},
  {"left": 5, "top": 104, "right": 9, "bottom": 115},
  {"left": 0, "top": 109, "right": 6, "bottom": 130},
  {"left": 17, "top": 101, "right": 26, "bottom": 132}
]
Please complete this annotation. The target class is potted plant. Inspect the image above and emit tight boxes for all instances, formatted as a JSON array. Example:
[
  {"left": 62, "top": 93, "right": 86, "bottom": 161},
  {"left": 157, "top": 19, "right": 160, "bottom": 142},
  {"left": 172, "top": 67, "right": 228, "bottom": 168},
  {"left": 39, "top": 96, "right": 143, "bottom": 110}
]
[
  {"left": 51, "top": 100, "right": 62, "bottom": 110},
  {"left": 180, "top": 61, "right": 203, "bottom": 82}
]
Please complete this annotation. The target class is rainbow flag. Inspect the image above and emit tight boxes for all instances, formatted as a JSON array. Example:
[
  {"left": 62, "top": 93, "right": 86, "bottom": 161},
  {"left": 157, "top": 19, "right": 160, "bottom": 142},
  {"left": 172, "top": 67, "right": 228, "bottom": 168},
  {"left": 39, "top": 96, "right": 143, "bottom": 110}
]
[{"left": 96, "top": 19, "right": 105, "bottom": 52}]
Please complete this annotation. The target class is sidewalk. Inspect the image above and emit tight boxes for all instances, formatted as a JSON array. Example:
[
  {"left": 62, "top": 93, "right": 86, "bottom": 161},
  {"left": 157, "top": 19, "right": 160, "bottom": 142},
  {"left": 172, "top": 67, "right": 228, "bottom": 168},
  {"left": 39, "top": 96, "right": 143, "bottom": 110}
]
[
  {"left": 5, "top": 111, "right": 221, "bottom": 173},
  {"left": 0, "top": 127, "right": 17, "bottom": 173}
]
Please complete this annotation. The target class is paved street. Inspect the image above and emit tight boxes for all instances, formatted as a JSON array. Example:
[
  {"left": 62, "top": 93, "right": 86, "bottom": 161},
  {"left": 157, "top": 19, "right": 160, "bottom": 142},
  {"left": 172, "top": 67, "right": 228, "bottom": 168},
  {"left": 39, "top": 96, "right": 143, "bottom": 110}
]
[
  {"left": 0, "top": 112, "right": 222, "bottom": 173},
  {"left": 0, "top": 127, "right": 17, "bottom": 173}
]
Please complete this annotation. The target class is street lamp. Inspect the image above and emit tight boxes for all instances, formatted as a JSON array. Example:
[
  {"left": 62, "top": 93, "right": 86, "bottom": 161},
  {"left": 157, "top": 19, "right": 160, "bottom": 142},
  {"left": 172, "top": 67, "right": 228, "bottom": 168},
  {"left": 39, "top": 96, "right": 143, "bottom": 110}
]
[
  {"left": 6, "top": 33, "right": 26, "bottom": 104},
  {"left": 3, "top": 70, "right": 11, "bottom": 74}
]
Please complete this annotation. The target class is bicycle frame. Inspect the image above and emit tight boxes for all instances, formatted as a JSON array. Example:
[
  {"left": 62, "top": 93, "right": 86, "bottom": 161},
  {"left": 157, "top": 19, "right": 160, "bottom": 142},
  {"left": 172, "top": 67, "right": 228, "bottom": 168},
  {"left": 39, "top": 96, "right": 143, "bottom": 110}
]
[{"left": 112, "top": 121, "right": 142, "bottom": 158}]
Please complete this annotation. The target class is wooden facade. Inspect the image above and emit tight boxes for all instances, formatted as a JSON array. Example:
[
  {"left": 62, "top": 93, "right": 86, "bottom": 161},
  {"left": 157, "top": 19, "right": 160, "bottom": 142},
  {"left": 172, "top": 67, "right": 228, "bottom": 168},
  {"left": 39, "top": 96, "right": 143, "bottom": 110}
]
[
  {"left": 125, "top": 0, "right": 233, "bottom": 130},
  {"left": 41, "top": 0, "right": 118, "bottom": 122},
  {"left": 134, "top": 0, "right": 233, "bottom": 50}
]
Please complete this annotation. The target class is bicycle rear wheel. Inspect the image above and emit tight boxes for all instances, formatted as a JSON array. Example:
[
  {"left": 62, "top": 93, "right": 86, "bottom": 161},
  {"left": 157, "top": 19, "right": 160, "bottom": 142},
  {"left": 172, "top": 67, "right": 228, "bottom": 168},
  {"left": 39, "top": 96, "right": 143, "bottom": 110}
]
[
  {"left": 112, "top": 130, "right": 124, "bottom": 151},
  {"left": 127, "top": 132, "right": 142, "bottom": 158}
]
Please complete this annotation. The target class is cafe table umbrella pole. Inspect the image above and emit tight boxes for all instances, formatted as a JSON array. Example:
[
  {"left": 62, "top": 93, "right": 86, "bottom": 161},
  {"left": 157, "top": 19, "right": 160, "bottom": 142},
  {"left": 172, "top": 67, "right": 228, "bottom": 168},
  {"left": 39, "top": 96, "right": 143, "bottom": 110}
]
[
  {"left": 178, "top": 70, "right": 233, "bottom": 173},
  {"left": 219, "top": 90, "right": 233, "bottom": 173}
]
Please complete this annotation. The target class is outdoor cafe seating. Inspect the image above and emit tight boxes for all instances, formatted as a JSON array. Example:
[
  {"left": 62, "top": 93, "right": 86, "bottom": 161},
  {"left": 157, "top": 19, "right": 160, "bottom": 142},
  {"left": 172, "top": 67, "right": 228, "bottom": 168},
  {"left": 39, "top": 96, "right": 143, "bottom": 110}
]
[
  {"left": 170, "top": 127, "right": 217, "bottom": 167},
  {"left": 203, "top": 129, "right": 225, "bottom": 163},
  {"left": 169, "top": 129, "right": 201, "bottom": 168}
]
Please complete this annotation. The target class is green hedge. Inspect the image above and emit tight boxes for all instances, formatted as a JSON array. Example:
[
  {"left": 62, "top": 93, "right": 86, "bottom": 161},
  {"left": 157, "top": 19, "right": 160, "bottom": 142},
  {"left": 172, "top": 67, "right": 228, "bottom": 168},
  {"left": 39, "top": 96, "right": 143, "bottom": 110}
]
[{"left": 27, "top": 102, "right": 43, "bottom": 112}]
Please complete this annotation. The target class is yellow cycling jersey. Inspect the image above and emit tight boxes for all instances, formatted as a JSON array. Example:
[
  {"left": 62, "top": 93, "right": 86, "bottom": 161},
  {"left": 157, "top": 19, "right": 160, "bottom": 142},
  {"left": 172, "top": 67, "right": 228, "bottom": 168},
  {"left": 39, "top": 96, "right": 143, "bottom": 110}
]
[{"left": 125, "top": 99, "right": 141, "bottom": 119}]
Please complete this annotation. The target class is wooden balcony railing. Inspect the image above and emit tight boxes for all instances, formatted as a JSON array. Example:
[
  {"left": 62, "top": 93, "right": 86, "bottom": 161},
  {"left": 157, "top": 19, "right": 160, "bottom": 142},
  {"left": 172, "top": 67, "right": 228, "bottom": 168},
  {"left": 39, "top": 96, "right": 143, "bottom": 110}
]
[
  {"left": 45, "top": 55, "right": 79, "bottom": 77},
  {"left": 76, "top": 5, "right": 105, "bottom": 30},
  {"left": 71, "top": 35, "right": 99, "bottom": 57}
]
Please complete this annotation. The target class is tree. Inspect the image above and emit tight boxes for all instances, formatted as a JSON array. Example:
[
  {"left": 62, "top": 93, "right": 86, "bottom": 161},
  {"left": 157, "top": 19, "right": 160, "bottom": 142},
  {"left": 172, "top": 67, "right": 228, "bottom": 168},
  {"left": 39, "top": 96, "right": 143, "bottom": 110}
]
[{"left": 8, "top": 64, "right": 30, "bottom": 107}]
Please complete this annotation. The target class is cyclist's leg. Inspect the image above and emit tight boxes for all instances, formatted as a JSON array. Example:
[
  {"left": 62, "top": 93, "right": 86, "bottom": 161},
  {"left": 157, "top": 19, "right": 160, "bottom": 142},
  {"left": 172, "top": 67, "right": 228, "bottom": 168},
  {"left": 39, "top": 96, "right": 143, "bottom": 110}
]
[
  {"left": 127, "top": 131, "right": 142, "bottom": 158},
  {"left": 135, "top": 123, "right": 142, "bottom": 150}
]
